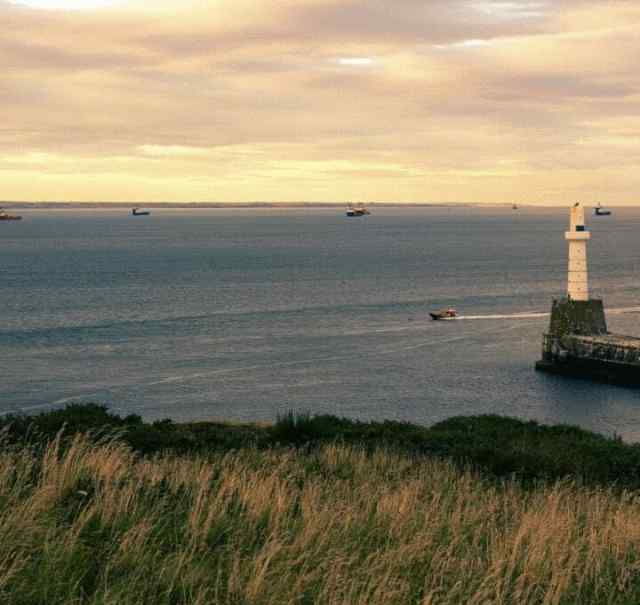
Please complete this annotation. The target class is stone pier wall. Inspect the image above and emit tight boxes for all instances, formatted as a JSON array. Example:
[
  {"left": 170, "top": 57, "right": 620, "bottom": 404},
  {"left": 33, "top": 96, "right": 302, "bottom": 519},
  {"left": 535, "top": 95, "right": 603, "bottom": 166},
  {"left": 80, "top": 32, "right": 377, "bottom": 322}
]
[
  {"left": 536, "top": 297, "right": 640, "bottom": 386},
  {"left": 540, "top": 334, "right": 640, "bottom": 366}
]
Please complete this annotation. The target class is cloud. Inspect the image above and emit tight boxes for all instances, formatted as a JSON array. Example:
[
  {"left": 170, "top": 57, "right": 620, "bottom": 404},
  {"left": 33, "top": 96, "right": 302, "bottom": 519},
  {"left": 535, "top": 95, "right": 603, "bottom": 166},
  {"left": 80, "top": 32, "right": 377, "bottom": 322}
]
[
  {"left": 7, "top": 0, "right": 116, "bottom": 10},
  {"left": 138, "top": 145, "right": 209, "bottom": 157},
  {"left": 336, "top": 57, "right": 376, "bottom": 66},
  {"left": 1, "top": 0, "right": 640, "bottom": 202}
]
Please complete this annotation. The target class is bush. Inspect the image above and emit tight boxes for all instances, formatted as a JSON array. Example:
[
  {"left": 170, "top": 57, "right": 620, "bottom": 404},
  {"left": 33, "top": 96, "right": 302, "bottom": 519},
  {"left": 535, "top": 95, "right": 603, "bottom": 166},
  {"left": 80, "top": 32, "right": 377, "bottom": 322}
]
[{"left": 3, "top": 405, "right": 640, "bottom": 489}]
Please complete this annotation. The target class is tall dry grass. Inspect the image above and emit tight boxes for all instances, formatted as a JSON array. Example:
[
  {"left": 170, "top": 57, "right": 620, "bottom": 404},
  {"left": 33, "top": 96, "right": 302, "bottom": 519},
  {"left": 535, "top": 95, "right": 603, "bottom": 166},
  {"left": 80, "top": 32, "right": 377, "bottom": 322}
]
[{"left": 1, "top": 435, "right": 640, "bottom": 604}]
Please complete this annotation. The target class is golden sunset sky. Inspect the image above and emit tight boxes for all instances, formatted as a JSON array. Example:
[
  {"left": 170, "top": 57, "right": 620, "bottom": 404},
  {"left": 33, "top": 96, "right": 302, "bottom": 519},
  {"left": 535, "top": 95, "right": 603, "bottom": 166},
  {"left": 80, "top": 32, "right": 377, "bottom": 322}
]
[{"left": 2, "top": 0, "right": 639, "bottom": 204}]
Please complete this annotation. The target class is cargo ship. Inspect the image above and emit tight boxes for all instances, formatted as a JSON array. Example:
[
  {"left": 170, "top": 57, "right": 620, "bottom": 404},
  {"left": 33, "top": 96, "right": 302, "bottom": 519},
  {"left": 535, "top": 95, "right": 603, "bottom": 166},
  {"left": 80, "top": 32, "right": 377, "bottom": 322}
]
[
  {"left": 346, "top": 203, "right": 370, "bottom": 217},
  {"left": 132, "top": 208, "right": 151, "bottom": 216},
  {"left": 0, "top": 208, "right": 22, "bottom": 221}
]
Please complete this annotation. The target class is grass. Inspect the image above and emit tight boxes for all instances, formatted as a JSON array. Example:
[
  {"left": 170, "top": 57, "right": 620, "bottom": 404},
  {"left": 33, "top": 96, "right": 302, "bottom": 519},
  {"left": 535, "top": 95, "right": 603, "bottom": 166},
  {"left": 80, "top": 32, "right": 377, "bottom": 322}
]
[
  {"left": 2, "top": 432, "right": 640, "bottom": 604},
  {"left": 3, "top": 405, "right": 640, "bottom": 604}
]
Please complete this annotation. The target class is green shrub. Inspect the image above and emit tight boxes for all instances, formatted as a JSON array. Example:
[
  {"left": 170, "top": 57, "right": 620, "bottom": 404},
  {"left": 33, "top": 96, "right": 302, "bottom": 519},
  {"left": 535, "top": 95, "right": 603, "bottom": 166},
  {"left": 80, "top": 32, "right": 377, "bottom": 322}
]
[{"left": 3, "top": 405, "right": 640, "bottom": 489}]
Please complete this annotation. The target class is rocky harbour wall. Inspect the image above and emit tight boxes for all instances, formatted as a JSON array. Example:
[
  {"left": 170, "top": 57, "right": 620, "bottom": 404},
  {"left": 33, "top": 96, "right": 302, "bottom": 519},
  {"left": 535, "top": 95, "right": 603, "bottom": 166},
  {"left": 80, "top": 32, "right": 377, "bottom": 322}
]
[
  {"left": 536, "top": 298, "right": 640, "bottom": 386},
  {"left": 536, "top": 354, "right": 640, "bottom": 386},
  {"left": 547, "top": 299, "right": 608, "bottom": 336}
]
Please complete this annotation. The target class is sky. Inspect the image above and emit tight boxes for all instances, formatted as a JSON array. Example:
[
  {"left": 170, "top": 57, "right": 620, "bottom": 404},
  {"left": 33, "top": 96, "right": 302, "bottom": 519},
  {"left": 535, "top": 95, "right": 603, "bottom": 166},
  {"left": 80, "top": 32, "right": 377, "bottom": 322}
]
[{"left": 2, "top": 0, "right": 639, "bottom": 204}]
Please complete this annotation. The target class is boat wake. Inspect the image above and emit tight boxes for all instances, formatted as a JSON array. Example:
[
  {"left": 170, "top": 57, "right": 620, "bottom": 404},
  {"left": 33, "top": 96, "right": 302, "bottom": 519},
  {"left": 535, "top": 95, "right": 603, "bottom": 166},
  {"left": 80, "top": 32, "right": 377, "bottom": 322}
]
[
  {"left": 457, "top": 306, "right": 640, "bottom": 321},
  {"left": 457, "top": 312, "right": 549, "bottom": 320},
  {"left": 609, "top": 306, "right": 640, "bottom": 315}
]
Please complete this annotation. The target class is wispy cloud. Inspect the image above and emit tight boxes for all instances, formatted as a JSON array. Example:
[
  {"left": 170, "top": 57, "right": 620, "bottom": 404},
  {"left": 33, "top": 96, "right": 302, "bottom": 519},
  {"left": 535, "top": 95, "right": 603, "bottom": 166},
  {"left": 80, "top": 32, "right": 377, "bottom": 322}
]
[
  {"left": 336, "top": 57, "right": 376, "bottom": 66},
  {"left": 138, "top": 145, "right": 208, "bottom": 158}
]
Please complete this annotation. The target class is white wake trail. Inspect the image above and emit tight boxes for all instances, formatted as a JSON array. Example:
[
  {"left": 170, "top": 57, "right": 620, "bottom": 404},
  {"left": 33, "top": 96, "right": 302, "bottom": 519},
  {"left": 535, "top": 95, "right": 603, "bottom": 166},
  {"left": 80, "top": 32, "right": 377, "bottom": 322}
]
[
  {"left": 608, "top": 306, "right": 640, "bottom": 315},
  {"left": 457, "top": 312, "right": 549, "bottom": 320},
  {"left": 457, "top": 306, "right": 640, "bottom": 321}
]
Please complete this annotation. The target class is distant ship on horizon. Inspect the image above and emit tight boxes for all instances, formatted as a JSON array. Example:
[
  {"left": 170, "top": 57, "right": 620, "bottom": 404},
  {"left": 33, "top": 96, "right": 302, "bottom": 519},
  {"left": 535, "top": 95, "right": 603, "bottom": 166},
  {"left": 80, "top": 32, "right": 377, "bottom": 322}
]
[
  {"left": 132, "top": 207, "right": 151, "bottom": 216},
  {"left": 594, "top": 203, "right": 611, "bottom": 216},
  {"left": 346, "top": 203, "right": 371, "bottom": 217},
  {"left": 0, "top": 208, "right": 22, "bottom": 221}
]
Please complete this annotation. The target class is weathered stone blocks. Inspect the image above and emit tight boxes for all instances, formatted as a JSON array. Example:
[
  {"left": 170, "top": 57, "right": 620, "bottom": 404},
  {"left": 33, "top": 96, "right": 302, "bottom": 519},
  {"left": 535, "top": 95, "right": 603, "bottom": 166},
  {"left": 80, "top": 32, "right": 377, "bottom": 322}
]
[
  {"left": 547, "top": 298, "right": 607, "bottom": 336},
  {"left": 536, "top": 298, "right": 640, "bottom": 386}
]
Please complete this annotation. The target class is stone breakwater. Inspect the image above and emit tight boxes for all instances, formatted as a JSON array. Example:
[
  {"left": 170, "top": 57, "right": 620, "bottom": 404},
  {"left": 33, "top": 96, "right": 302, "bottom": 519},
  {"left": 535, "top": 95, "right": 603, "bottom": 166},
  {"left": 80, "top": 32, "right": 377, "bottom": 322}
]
[{"left": 536, "top": 299, "right": 640, "bottom": 386}]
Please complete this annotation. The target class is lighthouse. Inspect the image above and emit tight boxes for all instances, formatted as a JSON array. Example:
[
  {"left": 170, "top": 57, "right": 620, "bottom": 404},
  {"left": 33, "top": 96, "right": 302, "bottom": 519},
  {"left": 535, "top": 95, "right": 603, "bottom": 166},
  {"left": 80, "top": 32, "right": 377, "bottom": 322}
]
[
  {"left": 540, "top": 203, "right": 606, "bottom": 341},
  {"left": 566, "top": 203, "right": 590, "bottom": 301},
  {"left": 537, "top": 203, "right": 640, "bottom": 386}
]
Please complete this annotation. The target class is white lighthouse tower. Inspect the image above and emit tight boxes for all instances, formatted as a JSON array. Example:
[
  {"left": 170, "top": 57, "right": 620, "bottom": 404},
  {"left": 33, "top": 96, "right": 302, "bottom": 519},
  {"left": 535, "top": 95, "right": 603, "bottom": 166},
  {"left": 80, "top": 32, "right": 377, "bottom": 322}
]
[{"left": 565, "top": 203, "right": 590, "bottom": 301}]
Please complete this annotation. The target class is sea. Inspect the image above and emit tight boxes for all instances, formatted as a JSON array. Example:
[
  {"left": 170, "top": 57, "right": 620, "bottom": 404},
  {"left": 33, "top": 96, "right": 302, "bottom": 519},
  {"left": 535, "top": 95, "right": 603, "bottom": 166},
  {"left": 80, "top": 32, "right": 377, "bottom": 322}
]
[{"left": 3, "top": 206, "right": 640, "bottom": 440}]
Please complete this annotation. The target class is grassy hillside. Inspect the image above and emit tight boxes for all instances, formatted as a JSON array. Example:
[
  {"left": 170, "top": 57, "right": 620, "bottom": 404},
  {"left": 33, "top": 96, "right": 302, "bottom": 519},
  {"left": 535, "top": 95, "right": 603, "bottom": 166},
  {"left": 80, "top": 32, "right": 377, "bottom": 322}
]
[
  {"left": 2, "top": 405, "right": 640, "bottom": 604},
  {"left": 2, "top": 433, "right": 640, "bottom": 604}
]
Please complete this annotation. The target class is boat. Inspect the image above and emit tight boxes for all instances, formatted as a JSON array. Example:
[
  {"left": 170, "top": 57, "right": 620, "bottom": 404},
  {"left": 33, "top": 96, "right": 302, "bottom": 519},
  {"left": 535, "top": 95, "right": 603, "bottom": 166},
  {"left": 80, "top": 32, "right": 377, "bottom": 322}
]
[
  {"left": 512, "top": 204, "right": 518, "bottom": 210},
  {"left": 132, "top": 207, "right": 151, "bottom": 216},
  {"left": 594, "top": 203, "right": 611, "bottom": 216},
  {"left": 0, "top": 208, "right": 22, "bottom": 221},
  {"left": 346, "top": 203, "right": 371, "bottom": 217},
  {"left": 430, "top": 308, "right": 458, "bottom": 320}
]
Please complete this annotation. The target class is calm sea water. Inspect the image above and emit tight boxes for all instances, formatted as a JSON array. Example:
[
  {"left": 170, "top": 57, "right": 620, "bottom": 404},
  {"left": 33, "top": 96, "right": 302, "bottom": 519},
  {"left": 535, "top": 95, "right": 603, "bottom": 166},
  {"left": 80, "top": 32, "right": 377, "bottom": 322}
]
[{"left": 2, "top": 207, "right": 640, "bottom": 439}]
